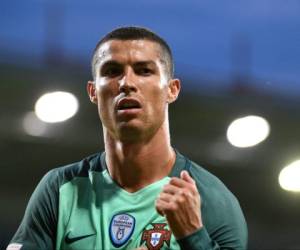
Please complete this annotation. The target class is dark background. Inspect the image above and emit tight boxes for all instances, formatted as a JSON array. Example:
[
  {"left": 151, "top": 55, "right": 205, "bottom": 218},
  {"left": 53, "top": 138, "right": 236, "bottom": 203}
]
[{"left": 1, "top": 1, "right": 300, "bottom": 249}]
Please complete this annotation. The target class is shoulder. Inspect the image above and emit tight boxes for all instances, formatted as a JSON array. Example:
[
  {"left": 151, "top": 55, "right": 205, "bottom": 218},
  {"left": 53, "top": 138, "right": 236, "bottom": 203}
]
[
  {"left": 42, "top": 152, "right": 104, "bottom": 187},
  {"left": 189, "top": 159, "right": 233, "bottom": 198},
  {"left": 173, "top": 150, "right": 232, "bottom": 196},
  {"left": 189, "top": 158, "right": 241, "bottom": 211}
]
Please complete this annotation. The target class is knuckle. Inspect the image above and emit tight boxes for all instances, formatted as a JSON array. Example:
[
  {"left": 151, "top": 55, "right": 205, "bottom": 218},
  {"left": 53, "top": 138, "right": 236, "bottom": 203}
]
[
  {"left": 163, "top": 184, "right": 170, "bottom": 191},
  {"left": 186, "top": 185, "right": 198, "bottom": 195},
  {"left": 169, "top": 177, "right": 179, "bottom": 184},
  {"left": 177, "top": 196, "right": 185, "bottom": 204},
  {"left": 181, "top": 189, "right": 191, "bottom": 198},
  {"left": 170, "top": 203, "right": 178, "bottom": 211},
  {"left": 173, "top": 193, "right": 185, "bottom": 204},
  {"left": 191, "top": 185, "right": 198, "bottom": 193}
]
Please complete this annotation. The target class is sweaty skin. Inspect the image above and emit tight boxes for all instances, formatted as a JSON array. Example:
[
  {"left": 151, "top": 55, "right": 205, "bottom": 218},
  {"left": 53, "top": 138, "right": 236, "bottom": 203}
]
[{"left": 87, "top": 39, "right": 181, "bottom": 192}]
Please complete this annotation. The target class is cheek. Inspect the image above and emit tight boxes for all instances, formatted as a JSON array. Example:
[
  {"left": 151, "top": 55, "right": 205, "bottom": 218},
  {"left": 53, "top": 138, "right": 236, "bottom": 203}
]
[
  {"left": 96, "top": 79, "right": 118, "bottom": 102},
  {"left": 147, "top": 84, "right": 168, "bottom": 113},
  {"left": 95, "top": 84, "right": 116, "bottom": 117},
  {"left": 152, "top": 80, "right": 168, "bottom": 101}
]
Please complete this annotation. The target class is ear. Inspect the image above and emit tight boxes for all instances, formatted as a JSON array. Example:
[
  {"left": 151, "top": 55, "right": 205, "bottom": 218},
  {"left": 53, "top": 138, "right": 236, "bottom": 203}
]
[
  {"left": 87, "top": 81, "right": 98, "bottom": 104},
  {"left": 167, "top": 78, "right": 181, "bottom": 103}
]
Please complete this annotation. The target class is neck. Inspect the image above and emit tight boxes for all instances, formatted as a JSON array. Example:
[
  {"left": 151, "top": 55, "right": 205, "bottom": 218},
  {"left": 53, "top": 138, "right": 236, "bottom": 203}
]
[{"left": 103, "top": 119, "right": 175, "bottom": 193}]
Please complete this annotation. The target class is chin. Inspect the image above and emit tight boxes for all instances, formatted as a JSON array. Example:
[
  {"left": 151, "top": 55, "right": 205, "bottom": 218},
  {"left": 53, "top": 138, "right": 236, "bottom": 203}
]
[
  {"left": 117, "top": 121, "right": 163, "bottom": 144},
  {"left": 118, "top": 129, "right": 144, "bottom": 143}
]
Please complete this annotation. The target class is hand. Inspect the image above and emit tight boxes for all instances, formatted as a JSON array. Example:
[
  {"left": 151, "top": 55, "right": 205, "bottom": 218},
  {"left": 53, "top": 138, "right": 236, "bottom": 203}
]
[{"left": 155, "top": 170, "right": 202, "bottom": 239}]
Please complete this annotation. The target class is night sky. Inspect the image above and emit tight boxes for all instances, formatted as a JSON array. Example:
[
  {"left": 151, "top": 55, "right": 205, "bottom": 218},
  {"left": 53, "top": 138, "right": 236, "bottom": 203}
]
[{"left": 1, "top": 0, "right": 300, "bottom": 95}]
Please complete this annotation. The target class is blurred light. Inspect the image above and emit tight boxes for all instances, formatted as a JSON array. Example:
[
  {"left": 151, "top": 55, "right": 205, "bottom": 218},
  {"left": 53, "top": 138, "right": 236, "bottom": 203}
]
[
  {"left": 35, "top": 91, "right": 79, "bottom": 123},
  {"left": 23, "top": 111, "right": 47, "bottom": 136},
  {"left": 227, "top": 115, "right": 270, "bottom": 148},
  {"left": 279, "top": 160, "right": 300, "bottom": 192}
]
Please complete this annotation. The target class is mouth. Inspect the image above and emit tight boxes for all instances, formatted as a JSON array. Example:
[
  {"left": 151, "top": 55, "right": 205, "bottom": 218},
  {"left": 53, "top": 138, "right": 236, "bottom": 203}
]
[{"left": 117, "top": 98, "right": 142, "bottom": 111}]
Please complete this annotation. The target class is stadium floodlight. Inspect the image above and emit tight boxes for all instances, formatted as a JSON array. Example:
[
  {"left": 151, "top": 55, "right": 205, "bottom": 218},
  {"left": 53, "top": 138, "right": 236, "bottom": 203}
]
[
  {"left": 279, "top": 160, "right": 300, "bottom": 192},
  {"left": 23, "top": 111, "right": 48, "bottom": 137},
  {"left": 35, "top": 91, "right": 79, "bottom": 123},
  {"left": 226, "top": 115, "right": 270, "bottom": 148}
]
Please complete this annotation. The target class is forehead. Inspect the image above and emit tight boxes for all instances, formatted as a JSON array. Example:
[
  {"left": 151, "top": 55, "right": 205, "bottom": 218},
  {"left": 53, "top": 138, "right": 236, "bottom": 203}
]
[{"left": 95, "top": 39, "right": 163, "bottom": 64}]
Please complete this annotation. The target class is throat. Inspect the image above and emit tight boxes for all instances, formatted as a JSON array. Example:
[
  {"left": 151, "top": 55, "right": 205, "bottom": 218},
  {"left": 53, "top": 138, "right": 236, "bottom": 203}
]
[
  {"left": 103, "top": 121, "right": 175, "bottom": 193},
  {"left": 105, "top": 147, "right": 176, "bottom": 193}
]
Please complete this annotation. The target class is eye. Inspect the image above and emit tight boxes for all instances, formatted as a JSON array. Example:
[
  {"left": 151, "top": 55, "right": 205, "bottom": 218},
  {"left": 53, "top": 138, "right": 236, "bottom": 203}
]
[
  {"left": 101, "top": 65, "right": 123, "bottom": 77},
  {"left": 135, "top": 67, "right": 153, "bottom": 76}
]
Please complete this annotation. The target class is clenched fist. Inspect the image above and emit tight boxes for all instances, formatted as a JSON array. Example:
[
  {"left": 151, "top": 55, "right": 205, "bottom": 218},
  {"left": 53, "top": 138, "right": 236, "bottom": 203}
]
[{"left": 155, "top": 170, "right": 203, "bottom": 239}]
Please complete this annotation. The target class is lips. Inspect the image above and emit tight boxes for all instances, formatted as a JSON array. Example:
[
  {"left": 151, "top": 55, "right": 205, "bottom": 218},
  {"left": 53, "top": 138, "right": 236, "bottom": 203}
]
[{"left": 117, "top": 98, "right": 141, "bottom": 111}]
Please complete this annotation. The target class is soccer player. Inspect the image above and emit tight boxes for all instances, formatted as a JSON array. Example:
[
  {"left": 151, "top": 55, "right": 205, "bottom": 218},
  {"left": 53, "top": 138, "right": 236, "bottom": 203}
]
[{"left": 7, "top": 26, "right": 248, "bottom": 250}]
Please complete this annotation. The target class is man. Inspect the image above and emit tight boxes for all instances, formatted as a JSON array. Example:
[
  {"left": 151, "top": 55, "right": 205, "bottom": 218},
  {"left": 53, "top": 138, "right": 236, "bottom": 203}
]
[{"left": 8, "top": 26, "right": 247, "bottom": 250}]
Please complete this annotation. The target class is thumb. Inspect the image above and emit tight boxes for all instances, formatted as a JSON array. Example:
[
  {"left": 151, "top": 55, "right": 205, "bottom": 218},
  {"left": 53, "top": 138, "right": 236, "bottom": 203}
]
[{"left": 180, "top": 170, "right": 194, "bottom": 184}]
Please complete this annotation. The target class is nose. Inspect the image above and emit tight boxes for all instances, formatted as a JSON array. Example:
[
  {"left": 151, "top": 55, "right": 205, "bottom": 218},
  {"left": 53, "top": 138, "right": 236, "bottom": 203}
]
[{"left": 118, "top": 67, "right": 137, "bottom": 94}]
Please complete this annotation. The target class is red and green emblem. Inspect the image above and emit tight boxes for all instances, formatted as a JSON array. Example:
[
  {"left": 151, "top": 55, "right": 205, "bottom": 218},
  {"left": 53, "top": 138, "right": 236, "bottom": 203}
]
[{"left": 141, "top": 223, "right": 171, "bottom": 250}]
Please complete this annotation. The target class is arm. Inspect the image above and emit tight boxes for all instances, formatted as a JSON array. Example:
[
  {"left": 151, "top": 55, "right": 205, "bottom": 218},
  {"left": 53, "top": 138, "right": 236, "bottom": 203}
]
[
  {"left": 177, "top": 227, "right": 220, "bottom": 250},
  {"left": 7, "top": 170, "right": 59, "bottom": 250},
  {"left": 156, "top": 170, "right": 247, "bottom": 250}
]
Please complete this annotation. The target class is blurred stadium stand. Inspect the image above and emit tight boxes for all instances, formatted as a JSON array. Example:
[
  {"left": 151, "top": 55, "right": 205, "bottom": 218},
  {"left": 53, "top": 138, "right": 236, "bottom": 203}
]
[
  {"left": 1, "top": 62, "right": 300, "bottom": 249},
  {"left": 1, "top": 1, "right": 300, "bottom": 249}
]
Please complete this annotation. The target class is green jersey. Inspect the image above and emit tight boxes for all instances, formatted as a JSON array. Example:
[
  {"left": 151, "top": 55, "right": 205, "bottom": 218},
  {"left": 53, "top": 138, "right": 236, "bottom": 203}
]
[{"left": 8, "top": 150, "right": 247, "bottom": 250}]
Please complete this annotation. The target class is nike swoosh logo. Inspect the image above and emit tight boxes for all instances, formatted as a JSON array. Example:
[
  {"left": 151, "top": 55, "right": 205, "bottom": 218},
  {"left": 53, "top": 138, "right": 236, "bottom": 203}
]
[{"left": 65, "top": 232, "right": 96, "bottom": 244}]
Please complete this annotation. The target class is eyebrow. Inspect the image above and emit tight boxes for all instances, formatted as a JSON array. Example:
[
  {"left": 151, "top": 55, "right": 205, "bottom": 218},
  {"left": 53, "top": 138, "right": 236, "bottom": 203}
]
[
  {"left": 100, "top": 60, "right": 158, "bottom": 68},
  {"left": 133, "top": 61, "right": 157, "bottom": 67},
  {"left": 100, "top": 60, "right": 121, "bottom": 68}
]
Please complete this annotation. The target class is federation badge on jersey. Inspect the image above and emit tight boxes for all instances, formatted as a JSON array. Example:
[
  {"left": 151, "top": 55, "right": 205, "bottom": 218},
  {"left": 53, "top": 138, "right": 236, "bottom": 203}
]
[
  {"left": 141, "top": 223, "right": 171, "bottom": 250},
  {"left": 109, "top": 213, "right": 135, "bottom": 247}
]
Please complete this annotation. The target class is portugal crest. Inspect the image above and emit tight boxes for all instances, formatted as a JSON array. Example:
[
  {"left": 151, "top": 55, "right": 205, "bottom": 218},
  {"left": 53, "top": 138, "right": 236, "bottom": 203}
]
[{"left": 141, "top": 223, "right": 171, "bottom": 250}]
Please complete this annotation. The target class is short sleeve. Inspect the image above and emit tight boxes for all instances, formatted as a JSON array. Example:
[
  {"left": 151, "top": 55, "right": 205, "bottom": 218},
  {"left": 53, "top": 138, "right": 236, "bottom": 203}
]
[{"left": 7, "top": 169, "right": 59, "bottom": 250}]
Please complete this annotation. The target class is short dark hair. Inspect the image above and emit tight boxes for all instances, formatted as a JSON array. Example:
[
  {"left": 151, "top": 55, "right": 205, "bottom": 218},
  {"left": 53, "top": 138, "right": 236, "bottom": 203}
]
[{"left": 91, "top": 26, "right": 174, "bottom": 80}]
